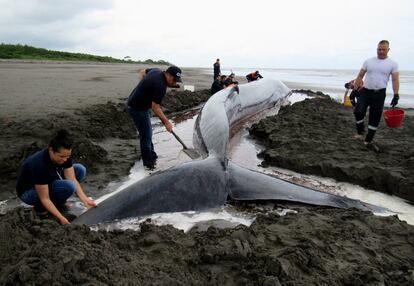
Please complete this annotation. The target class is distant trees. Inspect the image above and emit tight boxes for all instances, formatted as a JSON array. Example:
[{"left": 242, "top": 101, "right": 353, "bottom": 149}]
[{"left": 0, "top": 43, "right": 173, "bottom": 65}]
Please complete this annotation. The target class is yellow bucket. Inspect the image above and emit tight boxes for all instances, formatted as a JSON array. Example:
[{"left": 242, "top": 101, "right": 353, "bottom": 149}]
[{"left": 343, "top": 95, "right": 353, "bottom": 107}]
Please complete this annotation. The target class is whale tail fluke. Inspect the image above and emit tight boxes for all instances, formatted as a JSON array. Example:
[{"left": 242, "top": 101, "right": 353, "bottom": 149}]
[{"left": 227, "top": 162, "right": 389, "bottom": 213}]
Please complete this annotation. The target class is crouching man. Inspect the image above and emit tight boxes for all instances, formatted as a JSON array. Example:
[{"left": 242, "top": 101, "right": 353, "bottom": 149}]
[{"left": 16, "top": 129, "right": 96, "bottom": 225}]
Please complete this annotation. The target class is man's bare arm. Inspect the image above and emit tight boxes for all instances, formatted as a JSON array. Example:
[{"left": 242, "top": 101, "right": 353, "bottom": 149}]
[
  {"left": 391, "top": 72, "right": 400, "bottom": 95},
  {"left": 354, "top": 69, "right": 366, "bottom": 90},
  {"left": 152, "top": 102, "right": 173, "bottom": 132},
  {"left": 35, "top": 184, "right": 69, "bottom": 224}
]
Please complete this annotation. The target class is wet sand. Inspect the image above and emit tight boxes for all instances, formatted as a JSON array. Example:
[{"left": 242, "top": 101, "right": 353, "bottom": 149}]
[
  {"left": 0, "top": 61, "right": 212, "bottom": 201},
  {"left": 249, "top": 92, "right": 414, "bottom": 202},
  {"left": 0, "top": 61, "right": 413, "bottom": 285}
]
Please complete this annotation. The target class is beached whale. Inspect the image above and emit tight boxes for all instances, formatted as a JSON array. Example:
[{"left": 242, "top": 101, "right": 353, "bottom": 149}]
[{"left": 73, "top": 79, "right": 385, "bottom": 226}]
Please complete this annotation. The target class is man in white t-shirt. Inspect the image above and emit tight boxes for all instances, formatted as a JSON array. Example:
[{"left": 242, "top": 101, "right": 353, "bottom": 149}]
[{"left": 353, "top": 40, "right": 400, "bottom": 147}]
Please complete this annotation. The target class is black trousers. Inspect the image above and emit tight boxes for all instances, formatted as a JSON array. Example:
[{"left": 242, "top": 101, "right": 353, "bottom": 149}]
[{"left": 353, "top": 88, "right": 386, "bottom": 142}]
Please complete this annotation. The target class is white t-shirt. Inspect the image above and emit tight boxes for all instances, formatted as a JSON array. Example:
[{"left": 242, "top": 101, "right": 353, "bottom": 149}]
[{"left": 362, "top": 57, "right": 398, "bottom": 90}]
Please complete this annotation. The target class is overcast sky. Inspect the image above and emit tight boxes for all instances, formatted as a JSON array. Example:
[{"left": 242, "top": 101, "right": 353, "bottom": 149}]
[{"left": 1, "top": 0, "right": 413, "bottom": 70}]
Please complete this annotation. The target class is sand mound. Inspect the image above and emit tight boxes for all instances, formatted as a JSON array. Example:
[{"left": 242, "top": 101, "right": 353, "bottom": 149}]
[{"left": 250, "top": 95, "right": 414, "bottom": 202}]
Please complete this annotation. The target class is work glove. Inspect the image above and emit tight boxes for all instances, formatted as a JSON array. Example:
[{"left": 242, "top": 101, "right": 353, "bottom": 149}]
[{"left": 390, "top": 94, "right": 399, "bottom": 107}]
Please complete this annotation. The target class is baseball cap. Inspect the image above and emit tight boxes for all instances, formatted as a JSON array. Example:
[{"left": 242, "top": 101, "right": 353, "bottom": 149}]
[{"left": 166, "top": 66, "right": 182, "bottom": 83}]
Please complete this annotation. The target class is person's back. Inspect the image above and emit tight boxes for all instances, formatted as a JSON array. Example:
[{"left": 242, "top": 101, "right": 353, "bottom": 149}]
[
  {"left": 127, "top": 69, "right": 167, "bottom": 111},
  {"left": 211, "top": 76, "right": 224, "bottom": 94},
  {"left": 223, "top": 76, "right": 233, "bottom": 87},
  {"left": 246, "top": 72, "right": 255, "bottom": 82},
  {"left": 246, "top": 71, "right": 263, "bottom": 82}
]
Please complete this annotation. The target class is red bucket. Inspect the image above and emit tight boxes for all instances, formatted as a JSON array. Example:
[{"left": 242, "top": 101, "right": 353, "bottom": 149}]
[{"left": 383, "top": 108, "right": 405, "bottom": 128}]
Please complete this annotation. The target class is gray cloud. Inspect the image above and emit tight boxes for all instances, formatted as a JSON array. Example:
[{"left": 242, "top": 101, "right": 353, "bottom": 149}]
[
  {"left": 1, "top": 0, "right": 112, "bottom": 25},
  {"left": 0, "top": 0, "right": 113, "bottom": 50}
]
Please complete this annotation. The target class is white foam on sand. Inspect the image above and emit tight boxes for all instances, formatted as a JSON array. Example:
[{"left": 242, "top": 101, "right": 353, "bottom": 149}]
[
  {"left": 90, "top": 206, "right": 298, "bottom": 233},
  {"left": 91, "top": 206, "right": 254, "bottom": 232}
]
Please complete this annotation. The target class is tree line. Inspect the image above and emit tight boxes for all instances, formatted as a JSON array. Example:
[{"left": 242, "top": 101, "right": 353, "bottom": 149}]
[{"left": 0, "top": 43, "right": 172, "bottom": 65}]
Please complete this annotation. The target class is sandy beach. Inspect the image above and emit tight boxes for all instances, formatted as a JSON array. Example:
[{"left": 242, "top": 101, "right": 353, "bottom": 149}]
[
  {"left": 0, "top": 61, "right": 413, "bottom": 285},
  {"left": 0, "top": 61, "right": 212, "bottom": 201}
]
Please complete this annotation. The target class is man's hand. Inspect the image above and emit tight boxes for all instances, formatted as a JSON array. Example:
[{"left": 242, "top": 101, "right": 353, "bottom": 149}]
[
  {"left": 165, "top": 121, "right": 173, "bottom": 133},
  {"left": 391, "top": 94, "right": 399, "bottom": 107},
  {"left": 59, "top": 217, "right": 70, "bottom": 225},
  {"left": 83, "top": 198, "right": 97, "bottom": 209}
]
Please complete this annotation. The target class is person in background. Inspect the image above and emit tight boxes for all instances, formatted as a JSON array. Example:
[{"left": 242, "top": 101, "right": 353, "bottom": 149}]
[
  {"left": 213, "top": 58, "right": 221, "bottom": 79},
  {"left": 211, "top": 74, "right": 225, "bottom": 94},
  {"left": 16, "top": 129, "right": 96, "bottom": 225},
  {"left": 224, "top": 73, "right": 238, "bottom": 87},
  {"left": 127, "top": 66, "right": 182, "bottom": 170},
  {"left": 246, "top": 70, "right": 263, "bottom": 82},
  {"left": 353, "top": 40, "right": 400, "bottom": 148},
  {"left": 344, "top": 79, "right": 363, "bottom": 107}
]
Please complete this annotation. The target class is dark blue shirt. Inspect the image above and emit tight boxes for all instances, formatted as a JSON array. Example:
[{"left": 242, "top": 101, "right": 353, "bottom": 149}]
[
  {"left": 211, "top": 79, "right": 224, "bottom": 94},
  {"left": 16, "top": 148, "right": 73, "bottom": 196},
  {"left": 127, "top": 68, "right": 167, "bottom": 110},
  {"left": 214, "top": 62, "right": 221, "bottom": 77}
]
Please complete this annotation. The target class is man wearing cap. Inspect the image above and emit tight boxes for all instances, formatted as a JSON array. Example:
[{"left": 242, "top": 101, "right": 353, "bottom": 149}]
[{"left": 127, "top": 66, "right": 182, "bottom": 169}]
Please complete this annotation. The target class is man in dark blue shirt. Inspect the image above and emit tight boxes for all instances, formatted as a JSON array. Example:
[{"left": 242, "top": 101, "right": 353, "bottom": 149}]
[
  {"left": 16, "top": 130, "right": 96, "bottom": 224},
  {"left": 127, "top": 66, "right": 182, "bottom": 169},
  {"left": 211, "top": 75, "right": 227, "bottom": 95},
  {"left": 213, "top": 59, "right": 221, "bottom": 79}
]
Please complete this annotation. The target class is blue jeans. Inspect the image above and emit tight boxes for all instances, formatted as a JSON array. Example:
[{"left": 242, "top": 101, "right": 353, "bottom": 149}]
[
  {"left": 128, "top": 107, "right": 157, "bottom": 167},
  {"left": 19, "top": 164, "right": 86, "bottom": 210}
]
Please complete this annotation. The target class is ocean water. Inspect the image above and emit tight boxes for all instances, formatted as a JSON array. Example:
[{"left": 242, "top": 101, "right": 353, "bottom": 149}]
[{"left": 221, "top": 68, "right": 414, "bottom": 108}]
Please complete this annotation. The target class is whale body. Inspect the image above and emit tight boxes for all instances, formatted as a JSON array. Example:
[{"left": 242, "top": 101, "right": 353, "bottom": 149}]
[{"left": 73, "top": 79, "right": 385, "bottom": 226}]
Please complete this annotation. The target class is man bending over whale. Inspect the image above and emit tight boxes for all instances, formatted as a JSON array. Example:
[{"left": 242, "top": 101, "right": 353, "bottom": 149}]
[{"left": 127, "top": 66, "right": 182, "bottom": 170}]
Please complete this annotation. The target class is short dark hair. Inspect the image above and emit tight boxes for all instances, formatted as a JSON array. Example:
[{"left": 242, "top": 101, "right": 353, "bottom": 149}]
[
  {"left": 49, "top": 129, "right": 73, "bottom": 152},
  {"left": 378, "top": 40, "right": 389, "bottom": 46}
]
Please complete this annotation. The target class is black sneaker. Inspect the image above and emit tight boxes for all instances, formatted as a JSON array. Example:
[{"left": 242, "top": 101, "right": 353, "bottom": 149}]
[{"left": 144, "top": 164, "right": 155, "bottom": 171}]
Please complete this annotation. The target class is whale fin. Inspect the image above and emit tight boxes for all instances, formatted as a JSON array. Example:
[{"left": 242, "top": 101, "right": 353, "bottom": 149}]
[{"left": 227, "top": 162, "right": 388, "bottom": 213}]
